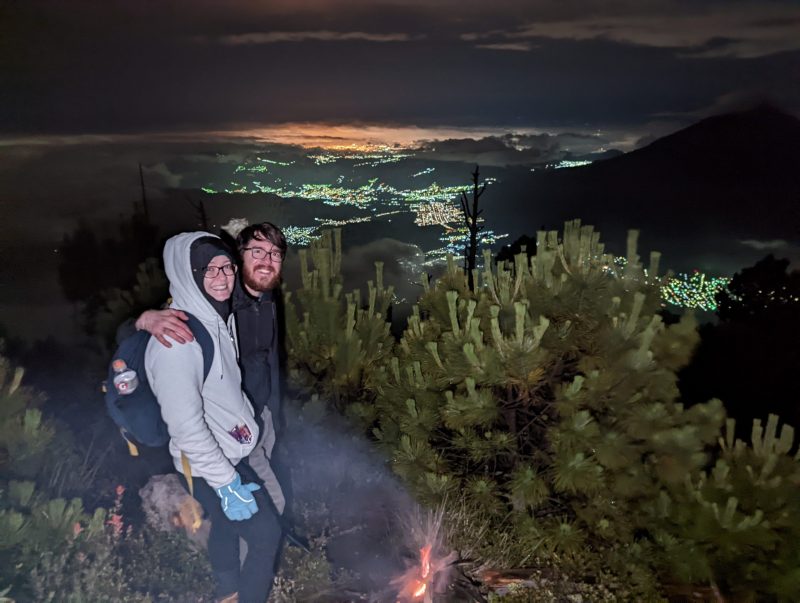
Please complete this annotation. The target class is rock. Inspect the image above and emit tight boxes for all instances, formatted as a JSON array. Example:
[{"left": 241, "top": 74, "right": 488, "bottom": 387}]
[{"left": 139, "top": 473, "right": 210, "bottom": 549}]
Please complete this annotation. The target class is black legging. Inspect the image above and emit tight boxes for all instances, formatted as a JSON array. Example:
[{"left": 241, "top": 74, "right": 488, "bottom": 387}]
[{"left": 180, "top": 460, "right": 283, "bottom": 603}]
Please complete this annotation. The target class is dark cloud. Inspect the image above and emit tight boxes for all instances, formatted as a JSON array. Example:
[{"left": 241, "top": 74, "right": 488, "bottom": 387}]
[
  {"left": 660, "top": 89, "right": 781, "bottom": 119},
  {"left": 2, "top": 0, "right": 798, "bottom": 135},
  {"left": 464, "top": 2, "right": 800, "bottom": 58}
]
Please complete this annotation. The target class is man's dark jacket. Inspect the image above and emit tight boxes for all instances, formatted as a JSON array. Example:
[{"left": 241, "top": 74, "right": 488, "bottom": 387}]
[
  {"left": 232, "top": 281, "right": 294, "bottom": 517},
  {"left": 232, "top": 283, "right": 284, "bottom": 435}
]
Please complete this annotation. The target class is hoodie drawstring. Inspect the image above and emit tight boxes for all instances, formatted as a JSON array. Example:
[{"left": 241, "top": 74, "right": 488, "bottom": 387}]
[
  {"left": 215, "top": 317, "right": 239, "bottom": 380},
  {"left": 216, "top": 321, "right": 224, "bottom": 379}
]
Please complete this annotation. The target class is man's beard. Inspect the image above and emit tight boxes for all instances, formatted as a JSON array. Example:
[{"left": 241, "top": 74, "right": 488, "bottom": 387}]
[{"left": 243, "top": 262, "right": 280, "bottom": 293}]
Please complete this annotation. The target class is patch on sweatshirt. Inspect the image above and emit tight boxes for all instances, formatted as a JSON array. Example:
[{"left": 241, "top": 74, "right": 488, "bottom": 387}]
[{"left": 228, "top": 424, "right": 253, "bottom": 445}]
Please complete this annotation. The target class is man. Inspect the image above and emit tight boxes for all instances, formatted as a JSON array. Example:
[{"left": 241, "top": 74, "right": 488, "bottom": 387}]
[{"left": 137, "top": 222, "right": 288, "bottom": 602}]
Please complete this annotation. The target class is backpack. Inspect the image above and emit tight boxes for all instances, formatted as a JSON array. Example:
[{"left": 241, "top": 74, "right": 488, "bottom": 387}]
[{"left": 104, "top": 313, "right": 214, "bottom": 453}]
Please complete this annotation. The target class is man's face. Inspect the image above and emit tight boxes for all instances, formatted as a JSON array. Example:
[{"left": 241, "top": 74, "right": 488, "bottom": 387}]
[{"left": 240, "top": 235, "right": 283, "bottom": 295}]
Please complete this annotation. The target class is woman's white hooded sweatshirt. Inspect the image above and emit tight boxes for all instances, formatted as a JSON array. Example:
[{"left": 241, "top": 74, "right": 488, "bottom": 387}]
[{"left": 145, "top": 232, "right": 259, "bottom": 489}]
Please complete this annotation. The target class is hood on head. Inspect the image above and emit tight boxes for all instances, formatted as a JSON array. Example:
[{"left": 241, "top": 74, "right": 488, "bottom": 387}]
[{"left": 163, "top": 231, "right": 229, "bottom": 321}]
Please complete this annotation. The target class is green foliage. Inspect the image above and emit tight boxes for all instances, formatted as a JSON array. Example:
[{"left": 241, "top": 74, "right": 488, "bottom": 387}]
[
  {"left": 273, "top": 530, "right": 344, "bottom": 603},
  {"left": 117, "top": 526, "right": 214, "bottom": 601},
  {"left": 0, "top": 360, "right": 51, "bottom": 479},
  {"left": 651, "top": 414, "right": 800, "bottom": 601},
  {"left": 285, "top": 222, "right": 800, "bottom": 598},
  {"left": 29, "top": 530, "right": 149, "bottom": 603},
  {"left": 0, "top": 354, "right": 124, "bottom": 600},
  {"left": 285, "top": 229, "right": 395, "bottom": 413},
  {"left": 0, "top": 350, "right": 106, "bottom": 503},
  {"left": 0, "top": 353, "right": 213, "bottom": 601},
  {"left": 364, "top": 222, "right": 723, "bottom": 570}
]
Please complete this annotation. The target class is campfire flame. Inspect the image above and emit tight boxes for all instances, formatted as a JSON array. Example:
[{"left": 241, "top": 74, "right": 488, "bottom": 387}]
[
  {"left": 420, "top": 544, "right": 432, "bottom": 580},
  {"left": 395, "top": 543, "right": 435, "bottom": 602},
  {"left": 391, "top": 504, "right": 458, "bottom": 603},
  {"left": 410, "top": 544, "right": 432, "bottom": 599},
  {"left": 394, "top": 542, "right": 457, "bottom": 602}
]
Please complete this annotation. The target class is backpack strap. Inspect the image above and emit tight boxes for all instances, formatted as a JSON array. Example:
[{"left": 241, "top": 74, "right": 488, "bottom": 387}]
[
  {"left": 183, "top": 313, "right": 215, "bottom": 382},
  {"left": 181, "top": 451, "right": 203, "bottom": 532},
  {"left": 181, "top": 451, "right": 194, "bottom": 496},
  {"left": 177, "top": 313, "right": 214, "bottom": 525}
]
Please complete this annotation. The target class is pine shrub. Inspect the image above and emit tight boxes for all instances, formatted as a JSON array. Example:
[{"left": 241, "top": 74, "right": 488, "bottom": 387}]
[
  {"left": 284, "top": 222, "right": 800, "bottom": 598},
  {"left": 0, "top": 354, "right": 126, "bottom": 600},
  {"left": 285, "top": 229, "right": 395, "bottom": 413},
  {"left": 651, "top": 415, "right": 800, "bottom": 601},
  {"left": 0, "top": 353, "right": 214, "bottom": 601}
]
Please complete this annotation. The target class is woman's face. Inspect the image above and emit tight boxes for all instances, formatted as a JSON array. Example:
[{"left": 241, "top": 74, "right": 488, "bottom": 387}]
[{"left": 203, "top": 254, "right": 236, "bottom": 302}]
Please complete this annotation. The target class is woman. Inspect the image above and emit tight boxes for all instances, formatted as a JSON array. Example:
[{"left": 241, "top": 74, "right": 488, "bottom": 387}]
[{"left": 145, "top": 231, "right": 280, "bottom": 603}]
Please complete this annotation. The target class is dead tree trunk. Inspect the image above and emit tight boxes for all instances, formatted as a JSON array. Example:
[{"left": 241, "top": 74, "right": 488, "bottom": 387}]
[
  {"left": 186, "top": 195, "right": 209, "bottom": 231},
  {"left": 138, "top": 163, "right": 150, "bottom": 223},
  {"left": 460, "top": 165, "right": 486, "bottom": 291}
]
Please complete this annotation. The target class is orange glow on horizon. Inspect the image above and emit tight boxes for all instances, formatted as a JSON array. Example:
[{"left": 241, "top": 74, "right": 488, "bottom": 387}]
[
  {"left": 0, "top": 122, "right": 641, "bottom": 155},
  {"left": 210, "top": 122, "right": 508, "bottom": 149},
  {"left": 204, "top": 121, "right": 570, "bottom": 150}
]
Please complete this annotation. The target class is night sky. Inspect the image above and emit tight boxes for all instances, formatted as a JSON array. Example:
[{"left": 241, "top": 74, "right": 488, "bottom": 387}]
[
  {"left": 4, "top": 0, "right": 799, "bottom": 134},
  {"left": 2, "top": 0, "right": 799, "bottom": 341}
]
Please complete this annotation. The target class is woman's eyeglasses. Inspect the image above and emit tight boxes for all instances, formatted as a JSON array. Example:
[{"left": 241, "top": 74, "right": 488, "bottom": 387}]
[{"left": 198, "top": 264, "right": 238, "bottom": 278}]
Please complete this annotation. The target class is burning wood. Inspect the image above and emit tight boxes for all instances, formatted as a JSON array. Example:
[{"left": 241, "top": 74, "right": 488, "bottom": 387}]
[
  {"left": 383, "top": 503, "right": 488, "bottom": 602},
  {"left": 392, "top": 542, "right": 457, "bottom": 602},
  {"left": 477, "top": 568, "right": 544, "bottom": 592}
]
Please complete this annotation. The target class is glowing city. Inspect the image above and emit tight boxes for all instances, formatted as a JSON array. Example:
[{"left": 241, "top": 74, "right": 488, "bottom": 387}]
[{"left": 201, "top": 144, "right": 732, "bottom": 311}]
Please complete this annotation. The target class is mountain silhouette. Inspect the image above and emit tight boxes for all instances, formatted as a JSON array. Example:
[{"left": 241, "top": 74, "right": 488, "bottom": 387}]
[{"left": 501, "top": 105, "right": 800, "bottom": 269}]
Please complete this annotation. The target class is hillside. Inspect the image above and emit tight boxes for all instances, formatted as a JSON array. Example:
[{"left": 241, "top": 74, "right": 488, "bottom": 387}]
[{"left": 500, "top": 106, "right": 800, "bottom": 267}]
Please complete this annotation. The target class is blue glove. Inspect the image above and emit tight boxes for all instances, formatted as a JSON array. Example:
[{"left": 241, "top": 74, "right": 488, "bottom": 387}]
[{"left": 215, "top": 472, "right": 260, "bottom": 521}]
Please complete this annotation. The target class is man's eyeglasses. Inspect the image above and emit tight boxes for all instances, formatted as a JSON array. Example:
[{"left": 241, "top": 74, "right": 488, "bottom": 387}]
[
  {"left": 242, "top": 247, "right": 285, "bottom": 263},
  {"left": 197, "top": 264, "right": 238, "bottom": 278}
]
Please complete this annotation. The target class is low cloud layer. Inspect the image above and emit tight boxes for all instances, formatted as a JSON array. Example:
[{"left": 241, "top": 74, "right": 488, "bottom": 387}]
[
  {"left": 740, "top": 238, "right": 790, "bottom": 251},
  {"left": 475, "top": 42, "right": 535, "bottom": 52},
  {"left": 215, "top": 30, "right": 414, "bottom": 45},
  {"left": 282, "top": 237, "right": 425, "bottom": 306},
  {"left": 416, "top": 131, "right": 615, "bottom": 166}
]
